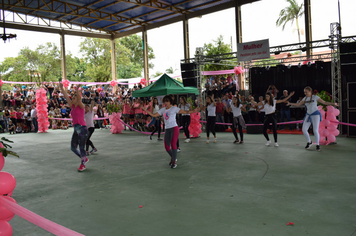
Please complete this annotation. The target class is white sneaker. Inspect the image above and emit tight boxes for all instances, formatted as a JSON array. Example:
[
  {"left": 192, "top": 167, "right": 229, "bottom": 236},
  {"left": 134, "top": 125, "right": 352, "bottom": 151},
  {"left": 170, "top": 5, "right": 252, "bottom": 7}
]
[
  {"left": 177, "top": 148, "right": 181, "bottom": 153},
  {"left": 274, "top": 142, "right": 279, "bottom": 147},
  {"left": 213, "top": 138, "right": 217, "bottom": 143},
  {"left": 206, "top": 140, "right": 210, "bottom": 144},
  {"left": 265, "top": 141, "right": 271, "bottom": 146},
  {"left": 184, "top": 139, "right": 190, "bottom": 143}
]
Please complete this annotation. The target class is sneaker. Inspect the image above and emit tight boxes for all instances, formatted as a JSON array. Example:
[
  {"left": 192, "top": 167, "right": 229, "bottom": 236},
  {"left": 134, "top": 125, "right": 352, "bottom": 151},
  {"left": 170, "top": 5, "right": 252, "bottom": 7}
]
[
  {"left": 184, "top": 139, "right": 190, "bottom": 143},
  {"left": 177, "top": 148, "right": 181, "bottom": 153},
  {"left": 90, "top": 148, "right": 97, "bottom": 154},
  {"left": 213, "top": 138, "right": 217, "bottom": 143},
  {"left": 274, "top": 143, "right": 279, "bottom": 147},
  {"left": 233, "top": 140, "right": 239, "bottom": 143},
  {"left": 316, "top": 145, "right": 321, "bottom": 151},
  {"left": 206, "top": 140, "right": 210, "bottom": 144},
  {"left": 84, "top": 157, "right": 89, "bottom": 165},
  {"left": 149, "top": 135, "right": 152, "bottom": 140},
  {"left": 169, "top": 158, "right": 173, "bottom": 166},
  {"left": 265, "top": 140, "right": 271, "bottom": 146},
  {"left": 171, "top": 161, "right": 177, "bottom": 169},
  {"left": 239, "top": 141, "right": 244, "bottom": 144},
  {"left": 305, "top": 142, "right": 313, "bottom": 149},
  {"left": 86, "top": 151, "right": 90, "bottom": 156},
  {"left": 157, "top": 138, "right": 163, "bottom": 141},
  {"left": 78, "top": 164, "right": 86, "bottom": 172}
]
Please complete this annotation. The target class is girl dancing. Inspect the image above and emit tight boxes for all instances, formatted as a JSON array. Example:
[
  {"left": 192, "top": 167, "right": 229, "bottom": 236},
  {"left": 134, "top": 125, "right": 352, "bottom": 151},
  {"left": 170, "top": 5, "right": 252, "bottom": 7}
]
[
  {"left": 225, "top": 96, "right": 247, "bottom": 143},
  {"left": 200, "top": 95, "right": 217, "bottom": 144}
]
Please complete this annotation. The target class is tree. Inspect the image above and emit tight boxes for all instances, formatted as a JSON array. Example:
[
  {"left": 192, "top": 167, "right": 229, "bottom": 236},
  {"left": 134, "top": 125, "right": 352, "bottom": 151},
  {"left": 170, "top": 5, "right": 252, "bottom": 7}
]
[
  {"left": 151, "top": 71, "right": 163, "bottom": 78},
  {"left": 203, "top": 35, "right": 234, "bottom": 72},
  {"left": 165, "top": 67, "right": 174, "bottom": 74},
  {"left": 276, "top": 0, "right": 304, "bottom": 43}
]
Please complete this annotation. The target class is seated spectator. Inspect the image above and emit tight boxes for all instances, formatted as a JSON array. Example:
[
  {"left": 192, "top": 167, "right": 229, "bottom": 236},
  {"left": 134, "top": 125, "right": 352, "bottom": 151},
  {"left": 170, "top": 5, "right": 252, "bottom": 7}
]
[
  {"left": 8, "top": 120, "right": 15, "bottom": 134},
  {"left": 16, "top": 124, "right": 22, "bottom": 133}
]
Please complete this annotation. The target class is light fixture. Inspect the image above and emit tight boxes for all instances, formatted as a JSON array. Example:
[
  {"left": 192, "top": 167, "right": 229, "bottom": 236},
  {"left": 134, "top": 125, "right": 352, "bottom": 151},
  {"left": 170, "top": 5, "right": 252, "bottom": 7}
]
[
  {"left": 266, "top": 65, "right": 270, "bottom": 70},
  {"left": 274, "top": 51, "right": 280, "bottom": 55},
  {"left": 298, "top": 63, "right": 302, "bottom": 68},
  {"left": 287, "top": 64, "right": 292, "bottom": 69},
  {"left": 307, "top": 61, "right": 312, "bottom": 67}
]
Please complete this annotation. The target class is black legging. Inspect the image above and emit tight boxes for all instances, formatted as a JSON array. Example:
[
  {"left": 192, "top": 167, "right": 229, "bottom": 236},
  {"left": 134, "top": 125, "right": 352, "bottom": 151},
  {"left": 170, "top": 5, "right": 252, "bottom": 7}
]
[
  {"left": 263, "top": 113, "right": 278, "bottom": 142},
  {"left": 150, "top": 117, "right": 161, "bottom": 139},
  {"left": 86, "top": 127, "right": 96, "bottom": 151},
  {"left": 232, "top": 117, "right": 243, "bottom": 141},
  {"left": 181, "top": 115, "right": 191, "bottom": 139},
  {"left": 206, "top": 116, "right": 216, "bottom": 138}
]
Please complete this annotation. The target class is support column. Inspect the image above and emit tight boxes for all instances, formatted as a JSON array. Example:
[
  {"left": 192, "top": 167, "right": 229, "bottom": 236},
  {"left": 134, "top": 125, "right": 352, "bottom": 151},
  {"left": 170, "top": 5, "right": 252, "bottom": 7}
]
[
  {"left": 60, "top": 31, "right": 67, "bottom": 81},
  {"left": 235, "top": 1, "right": 242, "bottom": 45},
  {"left": 110, "top": 35, "right": 117, "bottom": 92},
  {"left": 304, "top": 0, "right": 312, "bottom": 58},
  {"left": 183, "top": 14, "right": 190, "bottom": 61},
  {"left": 142, "top": 26, "right": 149, "bottom": 85}
]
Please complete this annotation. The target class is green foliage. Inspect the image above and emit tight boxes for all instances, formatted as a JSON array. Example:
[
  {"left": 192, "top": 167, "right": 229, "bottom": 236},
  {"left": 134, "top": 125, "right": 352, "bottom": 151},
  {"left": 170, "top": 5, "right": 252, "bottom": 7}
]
[
  {"left": 316, "top": 90, "right": 333, "bottom": 110},
  {"left": 276, "top": 0, "right": 304, "bottom": 43},
  {"left": 187, "top": 97, "right": 196, "bottom": 109},
  {"left": 254, "top": 56, "right": 280, "bottom": 67},
  {"left": 0, "top": 137, "right": 19, "bottom": 158},
  {"left": 203, "top": 35, "right": 234, "bottom": 72},
  {"left": 151, "top": 71, "right": 163, "bottom": 78},
  {"left": 165, "top": 67, "right": 174, "bottom": 74},
  {"left": 107, "top": 103, "right": 121, "bottom": 114}
]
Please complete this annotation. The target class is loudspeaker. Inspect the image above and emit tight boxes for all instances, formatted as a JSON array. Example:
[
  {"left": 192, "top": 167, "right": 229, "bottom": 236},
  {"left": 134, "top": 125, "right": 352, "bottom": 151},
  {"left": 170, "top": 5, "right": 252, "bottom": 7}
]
[
  {"left": 347, "top": 82, "right": 356, "bottom": 109},
  {"left": 181, "top": 62, "right": 197, "bottom": 71},
  {"left": 340, "top": 42, "right": 356, "bottom": 64},
  {"left": 347, "top": 110, "right": 356, "bottom": 137},
  {"left": 182, "top": 77, "right": 197, "bottom": 87},
  {"left": 182, "top": 70, "right": 198, "bottom": 78}
]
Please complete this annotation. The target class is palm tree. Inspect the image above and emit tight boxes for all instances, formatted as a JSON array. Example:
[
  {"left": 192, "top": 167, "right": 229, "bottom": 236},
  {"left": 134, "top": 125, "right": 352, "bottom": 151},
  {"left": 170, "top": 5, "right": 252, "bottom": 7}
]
[
  {"left": 276, "top": 0, "right": 304, "bottom": 43},
  {"left": 165, "top": 67, "right": 174, "bottom": 74}
]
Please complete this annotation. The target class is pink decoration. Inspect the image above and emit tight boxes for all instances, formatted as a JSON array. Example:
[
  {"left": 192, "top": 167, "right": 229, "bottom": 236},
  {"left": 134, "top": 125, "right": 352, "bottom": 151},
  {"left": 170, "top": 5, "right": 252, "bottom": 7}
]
[
  {"left": 323, "top": 120, "right": 330, "bottom": 127},
  {"left": 140, "top": 78, "right": 146, "bottom": 86},
  {"left": 188, "top": 113, "right": 202, "bottom": 138},
  {"left": 234, "top": 66, "right": 243, "bottom": 75},
  {"left": 110, "top": 80, "right": 116, "bottom": 87},
  {"left": 333, "top": 108, "right": 340, "bottom": 116},
  {"left": 0, "top": 143, "right": 4, "bottom": 172},
  {"left": 0, "top": 220, "right": 12, "bottom": 236},
  {"left": 0, "top": 80, "right": 3, "bottom": 87},
  {"left": 326, "top": 114, "right": 336, "bottom": 121},
  {"left": 0, "top": 196, "right": 84, "bottom": 236},
  {"left": 108, "top": 113, "right": 124, "bottom": 134},
  {"left": 327, "top": 106, "right": 335, "bottom": 114},
  {"left": 62, "top": 79, "right": 70, "bottom": 88},
  {"left": 0, "top": 197, "right": 16, "bottom": 221},
  {"left": 0, "top": 172, "right": 16, "bottom": 195},
  {"left": 327, "top": 134, "right": 336, "bottom": 143},
  {"left": 36, "top": 88, "right": 50, "bottom": 133},
  {"left": 139, "top": 205, "right": 143, "bottom": 208},
  {"left": 321, "top": 129, "right": 329, "bottom": 137}
]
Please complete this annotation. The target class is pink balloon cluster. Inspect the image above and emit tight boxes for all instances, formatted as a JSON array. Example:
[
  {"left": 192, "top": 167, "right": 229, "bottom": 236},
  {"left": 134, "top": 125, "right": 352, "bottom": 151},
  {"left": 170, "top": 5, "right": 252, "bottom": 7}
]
[
  {"left": 36, "top": 88, "right": 50, "bottom": 133},
  {"left": 0, "top": 143, "right": 17, "bottom": 236},
  {"left": 234, "top": 66, "right": 243, "bottom": 75},
  {"left": 109, "top": 112, "right": 124, "bottom": 134},
  {"left": 0, "top": 80, "right": 3, "bottom": 87},
  {"left": 188, "top": 113, "right": 202, "bottom": 138},
  {"left": 110, "top": 80, "right": 116, "bottom": 87},
  {"left": 62, "top": 79, "right": 70, "bottom": 88},
  {"left": 318, "top": 105, "right": 340, "bottom": 145},
  {"left": 140, "top": 78, "right": 146, "bottom": 86}
]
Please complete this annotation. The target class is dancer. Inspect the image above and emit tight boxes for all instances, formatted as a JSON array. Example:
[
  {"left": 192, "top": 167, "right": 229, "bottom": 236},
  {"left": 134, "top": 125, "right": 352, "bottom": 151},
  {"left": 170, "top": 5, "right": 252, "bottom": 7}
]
[
  {"left": 149, "top": 97, "right": 162, "bottom": 141},
  {"left": 59, "top": 83, "right": 89, "bottom": 172},
  {"left": 85, "top": 99, "right": 97, "bottom": 156},
  {"left": 287, "top": 86, "right": 338, "bottom": 151},
  {"left": 179, "top": 97, "right": 191, "bottom": 143},
  {"left": 200, "top": 94, "right": 217, "bottom": 144},
  {"left": 251, "top": 91, "right": 294, "bottom": 147},
  {"left": 225, "top": 96, "right": 246, "bottom": 143},
  {"left": 143, "top": 95, "right": 199, "bottom": 169}
]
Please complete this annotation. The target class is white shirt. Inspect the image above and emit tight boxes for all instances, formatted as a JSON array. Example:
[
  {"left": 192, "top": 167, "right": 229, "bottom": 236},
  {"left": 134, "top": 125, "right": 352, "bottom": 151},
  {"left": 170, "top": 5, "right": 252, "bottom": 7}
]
[
  {"left": 153, "top": 104, "right": 160, "bottom": 114},
  {"left": 302, "top": 95, "right": 320, "bottom": 114},
  {"left": 263, "top": 100, "right": 276, "bottom": 115},
  {"left": 258, "top": 104, "right": 265, "bottom": 112},
  {"left": 179, "top": 103, "right": 191, "bottom": 116},
  {"left": 84, "top": 110, "right": 94, "bottom": 128},
  {"left": 158, "top": 106, "right": 180, "bottom": 129},
  {"left": 206, "top": 103, "right": 216, "bottom": 117},
  {"left": 230, "top": 103, "right": 243, "bottom": 117}
]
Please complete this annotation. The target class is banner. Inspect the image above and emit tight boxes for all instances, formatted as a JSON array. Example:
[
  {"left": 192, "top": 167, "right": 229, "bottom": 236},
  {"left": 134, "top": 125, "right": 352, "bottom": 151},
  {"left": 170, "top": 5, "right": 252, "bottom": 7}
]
[{"left": 237, "top": 39, "right": 270, "bottom": 61}]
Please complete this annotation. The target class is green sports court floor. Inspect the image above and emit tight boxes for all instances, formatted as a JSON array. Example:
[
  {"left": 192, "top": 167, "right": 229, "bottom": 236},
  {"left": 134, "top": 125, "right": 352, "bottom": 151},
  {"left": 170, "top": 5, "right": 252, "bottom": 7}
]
[{"left": 2, "top": 128, "right": 356, "bottom": 236}]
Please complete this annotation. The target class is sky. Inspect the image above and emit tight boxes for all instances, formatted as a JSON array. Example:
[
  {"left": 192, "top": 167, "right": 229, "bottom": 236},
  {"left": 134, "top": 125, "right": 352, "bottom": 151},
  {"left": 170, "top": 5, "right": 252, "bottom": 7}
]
[{"left": 0, "top": 0, "right": 355, "bottom": 78}]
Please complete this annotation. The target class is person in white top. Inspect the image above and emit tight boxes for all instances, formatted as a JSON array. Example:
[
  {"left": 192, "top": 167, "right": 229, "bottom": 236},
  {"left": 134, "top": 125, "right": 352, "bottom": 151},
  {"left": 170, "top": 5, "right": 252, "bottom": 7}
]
[
  {"left": 85, "top": 99, "right": 97, "bottom": 156},
  {"left": 287, "top": 86, "right": 338, "bottom": 151},
  {"left": 252, "top": 91, "right": 294, "bottom": 147},
  {"left": 143, "top": 95, "right": 199, "bottom": 169},
  {"left": 225, "top": 96, "right": 247, "bottom": 143},
  {"left": 257, "top": 96, "right": 265, "bottom": 122},
  {"left": 179, "top": 97, "right": 192, "bottom": 143},
  {"left": 200, "top": 94, "right": 217, "bottom": 144},
  {"left": 149, "top": 97, "right": 162, "bottom": 141}
]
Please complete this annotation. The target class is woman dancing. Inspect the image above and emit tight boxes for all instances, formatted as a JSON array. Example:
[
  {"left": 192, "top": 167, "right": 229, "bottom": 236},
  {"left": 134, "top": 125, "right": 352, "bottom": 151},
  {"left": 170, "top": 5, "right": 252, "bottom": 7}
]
[
  {"left": 85, "top": 99, "right": 97, "bottom": 156},
  {"left": 179, "top": 96, "right": 192, "bottom": 143},
  {"left": 149, "top": 97, "right": 162, "bottom": 141},
  {"left": 287, "top": 86, "right": 338, "bottom": 151},
  {"left": 200, "top": 94, "right": 217, "bottom": 144},
  {"left": 59, "top": 83, "right": 89, "bottom": 172},
  {"left": 225, "top": 96, "right": 246, "bottom": 143},
  {"left": 143, "top": 95, "right": 199, "bottom": 169},
  {"left": 251, "top": 91, "right": 294, "bottom": 147}
]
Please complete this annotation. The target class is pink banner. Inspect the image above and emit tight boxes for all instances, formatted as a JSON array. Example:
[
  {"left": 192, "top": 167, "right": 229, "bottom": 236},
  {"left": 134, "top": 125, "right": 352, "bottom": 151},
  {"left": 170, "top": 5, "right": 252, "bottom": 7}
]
[
  {"left": 49, "top": 117, "right": 109, "bottom": 121},
  {"left": 1, "top": 79, "right": 159, "bottom": 86},
  {"left": 201, "top": 69, "right": 247, "bottom": 76},
  {"left": 331, "top": 120, "right": 356, "bottom": 127},
  {"left": 200, "top": 120, "right": 304, "bottom": 126},
  {"left": 0, "top": 196, "right": 84, "bottom": 236}
]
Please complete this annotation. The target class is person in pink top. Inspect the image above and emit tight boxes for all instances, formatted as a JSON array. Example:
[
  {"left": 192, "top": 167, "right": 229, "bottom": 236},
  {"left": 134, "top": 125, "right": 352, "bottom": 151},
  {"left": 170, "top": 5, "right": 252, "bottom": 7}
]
[
  {"left": 59, "top": 83, "right": 89, "bottom": 172},
  {"left": 133, "top": 98, "right": 144, "bottom": 131},
  {"left": 122, "top": 98, "right": 131, "bottom": 130}
]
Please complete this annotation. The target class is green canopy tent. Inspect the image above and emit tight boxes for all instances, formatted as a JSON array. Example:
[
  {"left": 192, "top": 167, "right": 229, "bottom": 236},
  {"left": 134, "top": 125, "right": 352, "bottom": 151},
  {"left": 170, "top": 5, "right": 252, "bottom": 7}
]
[{"left": 132, "top": 74, "right": 198, "bottom": 97}]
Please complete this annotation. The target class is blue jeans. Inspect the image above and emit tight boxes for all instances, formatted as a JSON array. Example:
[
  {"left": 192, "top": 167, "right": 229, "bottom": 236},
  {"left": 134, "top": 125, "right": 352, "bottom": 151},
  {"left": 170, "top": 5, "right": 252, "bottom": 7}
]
[
  {"left": 280, "top": 109, "right": 293, "bottom": 130},
  {"left": 71, "top": 124, "right": 89, "bottom": 164},
  {"left": 32, "top": 118, "right": 38, "bottom": 132},
  {"left": 216, "top": 112, "right": 224, "bottom": 124}
]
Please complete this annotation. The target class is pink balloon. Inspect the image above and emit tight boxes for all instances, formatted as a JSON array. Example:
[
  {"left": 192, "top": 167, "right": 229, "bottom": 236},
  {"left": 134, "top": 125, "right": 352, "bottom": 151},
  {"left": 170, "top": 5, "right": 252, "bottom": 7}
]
[
  {"left": 0, "top": 154, "right": 4, "bottom": 172},
  {"left": 0, "top": 196, "right": 17, "bottom": 221},
  {"left": 327, "top": 125, "right": 337, "bottom": 132},
  {"left": 331, "top": 129, "right": 340, "bottom": 136},
  {"left": 323, "top": 120, "right": 330, "bottom": 127},
  {"left": 326, "top": 114, "right": 336, "bottom": 121},
  {"left": 333, "top": 108, "right": 340, "bottom": 116},
  {"left": 319, "top": 110, "right": 326, "bottom": 119},
  {"left": 0, "top": 172, "right": 16, "bottom": 195},
  {"left": 327, "top": 106, "right": 334, "bottom": 114},
  {"left": 319, "top": 135, "right": 326, "bottom": 141},
  {"left": 327, "top": 134, "right": 336, "bottom": 143},
  {"left": 322, "top": 129, "right": 329, "bottom": 137},
  {"left": 0, "top": 220, "right": 12, "bottom": 236}
]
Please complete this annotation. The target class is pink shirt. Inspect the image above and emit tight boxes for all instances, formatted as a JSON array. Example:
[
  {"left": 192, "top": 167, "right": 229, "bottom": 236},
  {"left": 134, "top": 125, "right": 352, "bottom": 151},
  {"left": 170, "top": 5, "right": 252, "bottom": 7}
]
[
  {"left": 71, "top": 105, "right": 86, "bottom": 126},
  {"left": 134, "top": 102, "right": 143, "bottom": 114},
  {"left": 123, "top": 104, "right": 130, "bottom": 114}
]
